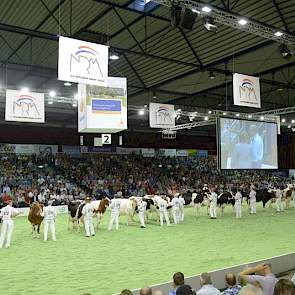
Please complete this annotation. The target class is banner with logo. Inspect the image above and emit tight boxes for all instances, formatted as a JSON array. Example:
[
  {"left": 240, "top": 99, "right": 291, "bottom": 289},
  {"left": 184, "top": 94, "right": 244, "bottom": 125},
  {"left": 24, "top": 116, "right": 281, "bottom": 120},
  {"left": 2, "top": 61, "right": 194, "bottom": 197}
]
[
  {"left": 142, "top": 148, "right": 155, "bottom": 157},
  {"left": 78, "top": 77, "right": 127, "bottom": 133},
  {"left": 58, "top": 36, "right": 109, "bottom": 86},
  {"left": 149, "top": 103, "right": 175, "bottom": 128},
  {"left": 233, "top": 73, "right": 261, "bottom": 108},
  {"left": 176, "top": 149, "right": 188, "bottom": 157},
  {"left": 5, "top": 89, "right": 45, "bottom": 123}
]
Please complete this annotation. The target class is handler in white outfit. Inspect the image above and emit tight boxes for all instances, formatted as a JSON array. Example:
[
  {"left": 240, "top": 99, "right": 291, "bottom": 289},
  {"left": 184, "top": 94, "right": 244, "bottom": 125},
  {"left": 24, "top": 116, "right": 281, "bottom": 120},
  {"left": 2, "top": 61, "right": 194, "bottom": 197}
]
[
  {"left": 235, "top": 189, "right": 242, "bottom": 218},
  {"left": 179, "top": 195, "right": 185, "bottom": 222},
  {"left": 158, "top": 197, "right": 171, "bottom": 226},
  {"left": 275, "top": 187, "right": 284, "bottom": 212},
  {"left": 108, "top": 197, "right": 121, "bottom": 231},
  {"left": 249, "top": 185, "right": 256, "bottom": 214},
  {"left": 41, "top": 200, "right": 57, "bottom": 241},
  {"left": 82, "top": 197, "right": 95, "bottom": 237},
  {"left": 0, "top": 200, "right": 20, "bottom": 248},
  {"left": 209, "top": 188, "right": 217, "bottom": 219},
  {"left": 171, "top": 195, "right": 181, "bottom": 224},
  {"left": 138, "top": 199, "right": 147, "bottom": 228}
]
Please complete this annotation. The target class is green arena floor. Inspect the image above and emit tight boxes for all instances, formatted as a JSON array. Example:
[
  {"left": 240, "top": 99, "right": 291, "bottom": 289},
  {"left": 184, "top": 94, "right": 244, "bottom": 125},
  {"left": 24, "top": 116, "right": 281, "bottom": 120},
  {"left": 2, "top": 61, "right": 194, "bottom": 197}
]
[{"left": 1, "top": 204, "right": 295, "bottom": 295}]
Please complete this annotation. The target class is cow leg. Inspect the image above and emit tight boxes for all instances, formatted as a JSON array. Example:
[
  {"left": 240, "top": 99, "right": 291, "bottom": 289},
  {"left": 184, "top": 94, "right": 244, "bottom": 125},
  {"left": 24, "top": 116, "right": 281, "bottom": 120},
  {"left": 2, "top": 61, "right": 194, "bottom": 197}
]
[
  {"left": 37, "top": 224, "right": 40, "bottom": 239},
  {"left": 32, "top": 225, "right": 36, "bottom": 238},
  {"left": 96, "top": 214, "right": 101, "bottom": 229}
]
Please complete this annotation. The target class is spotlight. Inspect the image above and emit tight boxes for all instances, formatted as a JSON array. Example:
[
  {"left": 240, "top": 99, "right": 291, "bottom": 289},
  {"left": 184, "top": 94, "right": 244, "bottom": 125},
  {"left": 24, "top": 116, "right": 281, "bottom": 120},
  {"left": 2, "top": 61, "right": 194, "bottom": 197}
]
[
  {"left": 208, "top": 110, "right": 212, "bottom": 114},
  {"left": 260, "top": 116, "right": 264, "bottom": 121},
  {"left": 248, "top": 114, "right": 252, "bottom": 119},
  {"left": 204, "top": 116, "right": 209, "bottom": 121},
  {"left": 21, "top": 87, "right": 29, "bottom": 93},
  {"left": 279, "top": 44, "right": 293, "bottom": 58},
  {"left": 64, "top": 82, "right": 72, "bottom": 86},
  {"left": 202, "top": 6, "right": 212, "bottom": 13},
  {"left": 238, "top": 19, "right": 248, "bottom": 26},
  {"left": 152, "top": 92, "right": 157, "bottom": 99},
  {"left": 288, "top": 125, "right": 291, "bottom": 128},
  {"left": 203, "top": 16, "right": 218, "bottom": 32},
  {"left": 292, "top": 120, "right": 295, "bottom": 124},
  {"left": 223, "top": 112, "right": 227, "bottom": 115},
  {"left": 236, "top": 113, "right": 240, "bottom": 117},
  {"left": 72, "top": 103, "right": 77, "bottom": 107},
  {"left": 192, "top": 8, "right": 200, "bottom": 14},
  {"left": 274, "top": 31, "right": 283, "bottom": 37},
  {"left": 49, "top": 91, "right": 56, "bottom": 97},
  {"left": 209, "top": 71, "right": 216, "bottom": 80},
  {"left": 277, "top": 87, "right": 283, "bottom": 92},
  {"left": 48, "top": 100, "right": 53, "bottom": 105},
  {"left": 281, "top": 118, "right": 286, "bottom": 123},
  {"left": 139, "top": 109, "right": 145, "bottom": 115},
  {"left": 109, "top": 53, "right": 119, "bottom": 60},
  {"left": 177, "top": 108, "right": 182, "bottom": 113}
]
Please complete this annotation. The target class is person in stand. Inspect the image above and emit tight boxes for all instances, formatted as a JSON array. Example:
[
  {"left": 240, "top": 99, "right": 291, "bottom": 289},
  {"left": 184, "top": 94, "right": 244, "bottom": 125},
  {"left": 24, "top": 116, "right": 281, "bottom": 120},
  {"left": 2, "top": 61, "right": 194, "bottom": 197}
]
[
  {"left": 41, "top": 199, "right": 57, "bottom": 241},
  {"left": 249, "top": 185, "right": 257, "bottom": 214},
  {"left": 138, "top": 198, "right": 147, "bottom": 228},
  {"left": 108, "top": 196, "right": 121, "bottom": 231},
  {"left": 209, "top": 187, "right": 217, "bottom": 219},
  {"left": 171, "top": 194, "right": 181, "bottom": 224},
  {"left": 179, "top": 194, "right": 185, "bottom": 222},
  {"left": 82, "top": 197, "right": 95, "bottom": 237},
  {"left": 0, "top": 199, "right": 20, "bottom": 249},
  {"left": 275, "top": 186, "right": 283, "bottom": 213},
  {"left": 158, "top": 196, "right": 171, "bottom": 226},
  {"left": 235, "top": 188, "right": 242, "bottom": 219}
]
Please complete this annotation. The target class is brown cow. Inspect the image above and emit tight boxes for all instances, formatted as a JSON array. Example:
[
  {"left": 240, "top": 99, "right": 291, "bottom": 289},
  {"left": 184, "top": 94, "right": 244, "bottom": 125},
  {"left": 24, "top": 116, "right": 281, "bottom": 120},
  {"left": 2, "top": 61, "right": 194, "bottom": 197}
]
[
  {"left": 93, "top": 198, "right": 110, "bottom": 229},
  {"left": 28, "top": 202, "right": 44, "bottom": 238}
]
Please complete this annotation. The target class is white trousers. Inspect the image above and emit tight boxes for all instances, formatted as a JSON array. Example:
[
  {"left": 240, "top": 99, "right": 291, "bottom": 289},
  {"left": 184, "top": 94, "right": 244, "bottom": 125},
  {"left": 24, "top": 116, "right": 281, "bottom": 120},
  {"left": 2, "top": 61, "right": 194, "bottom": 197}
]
[
  {"left": 172, "top": 208, "right": 180, "bottom": 224},
  {"left": 108, "top": 212, "right": 119, "bottom": 230},
  {"left": 210, "top": 203, "right": 217, "bottom": 218},
  {"left": 250, "top": 199, "right": 256, "bottom": 214},
  {"left": 235, "top": 203, "right": 242, "bottom": 218},
  {"left": 84, "top": 217, "right": 95, "bottom": 236},
  {"left": 44, "top": 220, "right": 56, "bottom": 241},
  {"left": 276, "top": 198, "right": 283, "bottom": 212},
  {"left": 0, "top": 220, "right": 14, "bottom": 248},
  {"left": 179, "top": 207, "right": 184, "bottom": 221},
  {"left": 159, "top": 210, "right": 170, "bottom": 226},
  {"left": 139, "top": 212, "right": 145, "bottom": 227}
]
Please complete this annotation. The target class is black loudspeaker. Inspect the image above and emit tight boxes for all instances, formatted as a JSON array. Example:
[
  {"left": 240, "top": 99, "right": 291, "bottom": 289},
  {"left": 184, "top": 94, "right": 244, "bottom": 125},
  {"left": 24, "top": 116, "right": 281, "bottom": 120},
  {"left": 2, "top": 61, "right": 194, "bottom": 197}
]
[
  {"left": 180, "top": 8, "right": 197, "bottom": 30},
  {"left": 171, "top": 5, "right": 182, "bottom": 27}
]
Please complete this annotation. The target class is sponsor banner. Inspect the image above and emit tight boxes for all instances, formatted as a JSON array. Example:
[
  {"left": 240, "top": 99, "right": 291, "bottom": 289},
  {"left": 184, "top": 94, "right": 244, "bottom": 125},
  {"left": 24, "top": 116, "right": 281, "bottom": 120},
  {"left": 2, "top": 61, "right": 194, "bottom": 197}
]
[
  {"left": 176, "top": 149, "right": 188, "bottom": 157},
  {"left": 62, "top": 145, "right": 81, "bottom": 154},
  {"left": 58, "top": 36, "right": 108, "bottom": 86},
  {"left": 78, "top": 77, "right": 127, "bottom": 133},
  {"left": 38, "top": 145, "right": 58, "bottom": 155},
  {"left": 187, "top": 149, "right": 198, "bottom": 156},
  {"left": 15, "top": 144, "right": 35, "bottom": 154},
  {"left": 149, "top": 103, "right": 175, "bottom": 128},
  {"left": 233, "top": 73, "right": 261, "bottom": 108},
  {"left": 0, "top": 144, "right": 16, "bottom": 154},
  {"left": 18, "top": 205, "right": 68, "bottom": 217},
  {"left": 164, "top": 149, "right": 177, "bottom": 157},
  {"left": 115, "top": 147, "right": 140, "bottom": 155},
  {"left": 197, "top": 150, "right": 208, "bottom": 157},
  {"left": 5, "top": 89, "right": 45, "bottom": 123},
  {"left": 142, "top": 148, "right": 155, "bottom": 157}
]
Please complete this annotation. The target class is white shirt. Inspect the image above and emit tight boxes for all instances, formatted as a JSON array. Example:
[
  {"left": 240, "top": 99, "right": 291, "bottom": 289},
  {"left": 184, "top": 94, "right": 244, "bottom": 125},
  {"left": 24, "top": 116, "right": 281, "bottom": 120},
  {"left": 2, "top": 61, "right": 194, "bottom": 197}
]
[
  {"left": 0, "top": 205, "right": 19, "bottom": 221},
  {"left": 197, "top": 285, "right": 221, "bottom": 295},
  {"left": 158, "top": 199, "right": 168, "bottom": 212},
  {"left": 171, "top": 198, "right": 180, "bottom": 209},
  {"left": 138, "top": 201, "right": 147, "bottom": 213},
  {"left": 210, "top": 192, "right": 217, "bottom": 204},
  {"left": 249, "top": 190, "right": 256, "bottom": 200},
  {"left": 42, "top": 206, "right": 57, "bottom": 221},
  {"left": 235, "top": 192, "right": 242, "bottom": 204},
  {"left": 110, "top": 199, "right": 121, "bottom": 214},
  {"left": 82, "top": 203, "right": 94, "bottom": 218},
  {"left": 179, "top": 196, "right": 185, "bottom": 207},
  {"left": 275, "top": 189, "right": 282, "bottom": 199}
]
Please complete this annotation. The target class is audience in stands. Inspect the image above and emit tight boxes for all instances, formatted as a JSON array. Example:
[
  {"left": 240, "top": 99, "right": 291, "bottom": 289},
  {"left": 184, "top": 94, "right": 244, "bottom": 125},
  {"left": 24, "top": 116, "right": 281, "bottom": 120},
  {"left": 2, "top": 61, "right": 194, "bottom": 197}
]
[
  {"left": 169, "top": 272, "right": 185, "bottom": 295},
  {"left": 196, "top": 273, "right": 221, "bottom": 295},
  {"left": 238, "top": 263, "right": 278, "bottom": 295},
  {"left": 176, "top": 284, "right": 196, "bottom": 295},
  {"left": 221, "top": 273, "right": 241, "bottom": 295},
  {"left": 120, "top": 289, "right": 133, "bottom": 295},
  {"left": 140, "top": 286, "right": 153, "bottom": 295},
  {"left": 274, "top": 279, "right": 295, "bottom": 295},
  {"left": 239, "top": 285, "right": 264, "bottom": 295}
]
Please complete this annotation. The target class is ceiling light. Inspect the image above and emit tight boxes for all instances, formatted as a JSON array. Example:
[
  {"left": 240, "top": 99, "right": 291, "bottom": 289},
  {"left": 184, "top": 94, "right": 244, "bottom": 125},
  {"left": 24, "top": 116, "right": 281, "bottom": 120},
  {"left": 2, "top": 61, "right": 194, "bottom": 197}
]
[
  {"left": 209, "top": 71, "right": 216, "bottom": 80},
  {"left": 139, "top": 109, "right": 145, "bottom": 115},
  {"left": 203, "top": 17, "right": 218, "bottom": 32},
  {"left": 109, "top": 53, "right": 119, "bottom": 60},
  {"left": 288, "top": 125, "right": 291, "bottom": 128},
  {"left": 202, "top": 6, "right": 212, "bottom": 13},
  {"left": 281, "top": 118, "right": 286, "bottom": 123},
  {"left": 292, "top": 120, "right": 295, "bottom": 124},
  {"left": 279, "top": 44, "right": 293, "bottom": 58},
  {"left": 64, "top": 82, "right": 72, "bottom": 86},
  {"left": 236, "top": 113, "right": 240, "bottom": 117},
  {"left": 21, "top": 87, "right": 29, "bottom": 93},
  {"left": 274, "top": 31, "right": 283, "bottom": 37},
  {"left": 49, "top": 90, "right": 56, "bottom": 97},
  {"left": 277, "top": 87, "right": 283, "bottom": 92},
  {"left": 223, "top": 112, "right": 227, "bottom": 115},
  {"left": 260, "top": 116, "right": 264, "bottom": 121},
  {"left": 248, "top": 114, "right": 252, "bottom": 119},
  {"left": 48, "top": 100, "right": 53, "bottom": 105},
  {"left": 144, "top": 104, "right": 148, "bottom": 108},
  {"left": 192, "top": 8, "right": 200, "bottom": 14},
  {"left": 238, "top": 19, "right": 248, "bottom": 26},
  {"left": 72, "top": 103, "right": 77, "bottom": 107},
  {"left": 204, "top": 116, "right": 209, "bottom": 121},
  {"left": 208, "top": 110, "right": 212, "bottom": 114}
]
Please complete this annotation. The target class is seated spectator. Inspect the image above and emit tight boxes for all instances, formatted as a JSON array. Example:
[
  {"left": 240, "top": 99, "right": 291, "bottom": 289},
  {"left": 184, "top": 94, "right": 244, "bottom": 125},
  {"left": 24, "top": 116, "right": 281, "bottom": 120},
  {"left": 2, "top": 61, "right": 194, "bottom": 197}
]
[
  {"left": 197, "top": 273, "right": 221, "bottom": 295},
  {"left": 177, "top": 284, "right": 196, "bottom": 295},
  {"left": 154, "top": 291, "right": 165, "bottom": 295},
  {"left": 221, "top": 273, "right": 241, "bottom": 295},
  {"left": 238, "top": 263, "right": 278, "bottom": 295},
  {"left": 274, "top": 279, "right": 295, "bottom": 295},
  {"left": 291, "top": 275, "right": 295, "bottom": 285},
  {"left": 140, "top": 286, "right": 152, "bottom": 295},
  {"left": 169, "top": 272, "right": 185, "bottom": 295},
  {"left": 120, "top": 289, "right": 133, "bottom": 295},
  {"left": 239, "top": 285, "right": 264, "bottom": 295}
]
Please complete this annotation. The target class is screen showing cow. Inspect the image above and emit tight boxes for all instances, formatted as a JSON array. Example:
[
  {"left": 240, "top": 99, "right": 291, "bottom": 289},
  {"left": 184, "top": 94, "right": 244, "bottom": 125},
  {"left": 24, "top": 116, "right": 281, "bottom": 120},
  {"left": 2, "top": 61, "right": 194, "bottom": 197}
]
[{"left": 219, "top": 118, "right": 278, "bottom": 169}]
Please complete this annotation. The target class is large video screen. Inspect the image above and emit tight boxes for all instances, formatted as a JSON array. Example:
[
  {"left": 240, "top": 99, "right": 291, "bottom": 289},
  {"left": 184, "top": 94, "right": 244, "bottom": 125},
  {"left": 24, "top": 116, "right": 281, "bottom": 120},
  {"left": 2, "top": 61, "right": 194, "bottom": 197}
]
[{"left": 219, "top": 118, "right": 278, "bottom": 169}]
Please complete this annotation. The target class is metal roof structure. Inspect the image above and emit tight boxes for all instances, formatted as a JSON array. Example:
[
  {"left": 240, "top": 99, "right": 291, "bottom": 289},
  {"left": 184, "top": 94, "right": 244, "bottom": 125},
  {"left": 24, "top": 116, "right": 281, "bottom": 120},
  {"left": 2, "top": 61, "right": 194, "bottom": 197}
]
[{"left": 0, "top": 0, "right": 294, "bottom": 131}]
